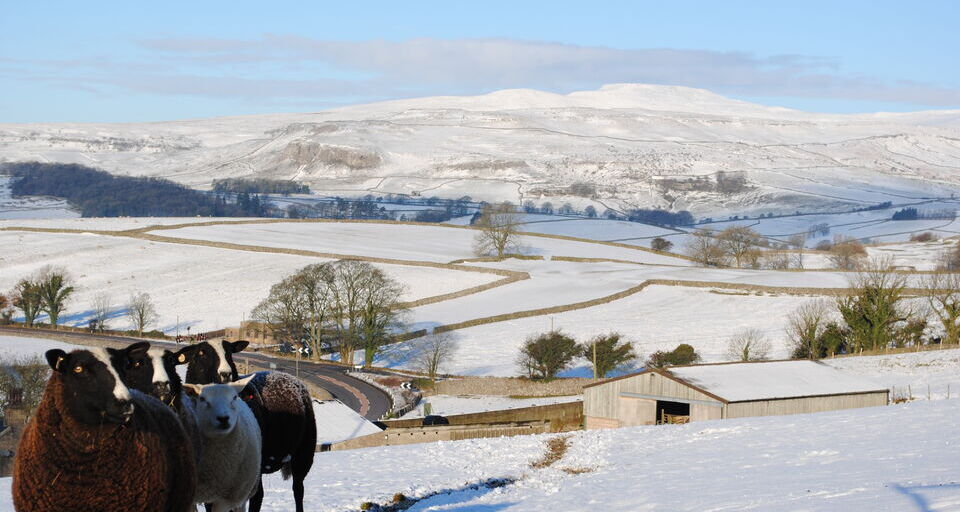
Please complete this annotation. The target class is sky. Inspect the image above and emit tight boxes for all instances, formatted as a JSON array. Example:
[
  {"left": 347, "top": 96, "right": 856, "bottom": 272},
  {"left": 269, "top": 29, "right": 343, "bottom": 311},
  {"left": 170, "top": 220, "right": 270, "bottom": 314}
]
[{"left": 1, "top": 0, "right": 958, "bottom": 123}]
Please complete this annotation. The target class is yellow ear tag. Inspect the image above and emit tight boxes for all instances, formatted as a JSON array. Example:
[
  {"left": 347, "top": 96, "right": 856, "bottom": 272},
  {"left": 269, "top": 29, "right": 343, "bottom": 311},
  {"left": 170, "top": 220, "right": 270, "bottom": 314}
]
[{"left": 178, "top": 354, "right": 187, "bottom": 363}]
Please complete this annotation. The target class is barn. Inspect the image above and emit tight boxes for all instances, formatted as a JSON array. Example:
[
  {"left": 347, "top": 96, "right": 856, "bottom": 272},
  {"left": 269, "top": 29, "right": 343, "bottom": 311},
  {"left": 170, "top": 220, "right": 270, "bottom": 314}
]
[{"left": 583, "top": 360, "right": 889, "bottom": 429}]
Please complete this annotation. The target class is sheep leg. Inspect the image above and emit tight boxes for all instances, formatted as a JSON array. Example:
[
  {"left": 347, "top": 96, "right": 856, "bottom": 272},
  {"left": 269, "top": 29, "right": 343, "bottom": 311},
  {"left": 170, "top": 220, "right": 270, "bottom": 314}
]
[
  {"left": 248, "top": 478, "right": 264, "bottom": 512},
  {"left": 293, "top": 473, "right": 306, "bottom": 512}
]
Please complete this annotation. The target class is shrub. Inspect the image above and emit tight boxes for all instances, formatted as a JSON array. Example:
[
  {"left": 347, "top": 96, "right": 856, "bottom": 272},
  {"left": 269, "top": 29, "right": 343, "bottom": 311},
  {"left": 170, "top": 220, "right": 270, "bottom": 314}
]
[
  {"left": 646, "top": 344, "right": 700, "bottom": 368},
  {"left": 910, "top": 232, "right": 938, "bottom": 242},
  {"left": 581, "top": 332, "right": 637, "bottom": 378},
  {"left": 517, "top": 330, "right": 580, "bottom": 380},
  {"left": 650, "top": 237, "right": 673, "bottom": 252}
]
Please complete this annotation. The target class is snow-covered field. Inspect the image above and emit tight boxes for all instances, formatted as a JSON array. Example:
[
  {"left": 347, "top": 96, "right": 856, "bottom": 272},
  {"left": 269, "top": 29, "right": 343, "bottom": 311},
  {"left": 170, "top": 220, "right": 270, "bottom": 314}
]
[
  {"left": 156, "top": 221, "right": 690, "bottom": 265},
  {"left": 0, "top": 177, "right": 77, "bottom": 220},
  {"left": 400, "top": 394, "right": 582, "bottom": 419},
  {"left": 0, "top": 216, "right": 248, "bottom": 231},
  {"left": 0, "top": 230, "right": 500, "bottom": 332},
  {"left": 827, "top": 348, "right": 960, "bottom": 401},
  {"left": 0, "top": 336, "right": 78, "bottom": 360},
  {"left": 4, "top": 398, "right": 956, "bottom": 511},
  {"left": 385, "top": 285, "right": 824, "bottom": 376}
]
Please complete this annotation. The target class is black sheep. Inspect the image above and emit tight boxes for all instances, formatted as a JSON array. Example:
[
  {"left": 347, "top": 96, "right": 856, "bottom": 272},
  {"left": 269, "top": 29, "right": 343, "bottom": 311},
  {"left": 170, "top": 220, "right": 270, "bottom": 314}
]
[{"left": 13, "top": 347, "right": 196, "bottom": 512}]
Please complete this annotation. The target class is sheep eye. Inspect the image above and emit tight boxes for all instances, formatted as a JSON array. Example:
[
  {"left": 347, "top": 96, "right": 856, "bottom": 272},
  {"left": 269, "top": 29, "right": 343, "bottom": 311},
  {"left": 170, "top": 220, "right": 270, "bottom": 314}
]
[
  {"left": 73, "top": 365, "right": 84, "bottom": 374},
  {"left": 133, "top": 361, "right": 142, "bottom": 368},
  {"left": 198, "top": 350, "right": 205, "bottom": 356}
]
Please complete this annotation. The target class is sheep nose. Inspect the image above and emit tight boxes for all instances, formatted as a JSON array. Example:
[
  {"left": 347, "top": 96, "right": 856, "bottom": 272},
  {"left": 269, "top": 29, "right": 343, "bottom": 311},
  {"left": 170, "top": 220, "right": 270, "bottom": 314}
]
[
  {"left": 218, "top": 371, "right": 232, "bottom": 383},
  {"left": 153, "top": 382, "right": 170, "bottom": 396},
  {"left": 216, "top": 416, "right": 230, "bottom": 428}
]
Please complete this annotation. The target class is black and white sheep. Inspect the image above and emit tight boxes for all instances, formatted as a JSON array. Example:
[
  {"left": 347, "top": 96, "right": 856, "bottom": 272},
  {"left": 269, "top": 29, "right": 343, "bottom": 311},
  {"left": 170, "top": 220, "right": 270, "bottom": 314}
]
[
  {"left": 13, "top": 347, "right": 197, "bottom": 512},
  {"left": 183, "top": 377, "right": 262, "bottom": 512},
  {"left": 114, "top": 343, "right": 210, "bottom": 498},
  {"left": 187, "top": 340, "right": 317, "bottom": 512}
]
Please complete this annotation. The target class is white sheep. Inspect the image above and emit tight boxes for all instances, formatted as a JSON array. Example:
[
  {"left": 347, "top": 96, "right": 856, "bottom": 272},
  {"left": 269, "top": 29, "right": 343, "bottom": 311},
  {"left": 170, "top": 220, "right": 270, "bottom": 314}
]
[{"left": 184, "top": 376, "right": 261, "bottom": 512}]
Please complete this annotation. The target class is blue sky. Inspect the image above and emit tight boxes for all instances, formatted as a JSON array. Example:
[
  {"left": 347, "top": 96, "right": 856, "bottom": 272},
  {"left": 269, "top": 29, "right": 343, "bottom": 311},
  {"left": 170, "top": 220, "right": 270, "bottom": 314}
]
[{"left": 2, "top": 0, "right": 958, "bottom": 122}]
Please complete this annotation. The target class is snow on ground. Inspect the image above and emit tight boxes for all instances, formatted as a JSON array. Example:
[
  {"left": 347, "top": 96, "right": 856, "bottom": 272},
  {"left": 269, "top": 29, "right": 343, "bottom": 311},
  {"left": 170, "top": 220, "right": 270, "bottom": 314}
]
[
  {"left": 697, "top": 204, "right": 960, "bottom": 247},
  {"left": 515, "top": 215, "right": 681, "bottom": 242},
  {"left": 313, "top": 399, "right": 383, "bottom": 444},
  {"left": 0, "top": 336, "right": 78, "bottom": 360},
  {"left": 0, "top": 216, "right": 249, "bottom": 231},
  {"left": 157, "top": 221, "right": 692, "bottom": 266},
  {"left": 402, "top": 400, "right": 960, "bottom": 512},
  {"left": 0, "top": 177, "right": 77, "bottom": 220},
  {"left": 400, "top": 394, "right": 582, "bottom": 419},
  {"left": 827, "top": 348, "right": 960, "bottom": 401},
  {"left": 0, "top": 231, "right": 499, "bottom": 332},
  {"left": 383, "top": 285, "right": 824, "bottom": 376},
  {"left": 5, "top": 399, "right": 955, "bottom": 511}
]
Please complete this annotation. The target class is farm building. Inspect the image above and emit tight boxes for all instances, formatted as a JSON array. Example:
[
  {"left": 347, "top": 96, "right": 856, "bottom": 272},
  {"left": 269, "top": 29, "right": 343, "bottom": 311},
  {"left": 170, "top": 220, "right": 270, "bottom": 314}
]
[{"left": 583, "top": 360, "right": 889, "bottom": 429}]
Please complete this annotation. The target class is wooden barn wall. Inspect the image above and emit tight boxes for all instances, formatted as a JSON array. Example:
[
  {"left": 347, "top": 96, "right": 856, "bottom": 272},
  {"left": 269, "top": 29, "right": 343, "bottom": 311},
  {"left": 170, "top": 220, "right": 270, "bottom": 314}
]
[
  {"left": 724, "top": 392, "right": 889, "bottom": 419},
  {"left": 583, "top": 372, "right": 720, "bottom": 420}
]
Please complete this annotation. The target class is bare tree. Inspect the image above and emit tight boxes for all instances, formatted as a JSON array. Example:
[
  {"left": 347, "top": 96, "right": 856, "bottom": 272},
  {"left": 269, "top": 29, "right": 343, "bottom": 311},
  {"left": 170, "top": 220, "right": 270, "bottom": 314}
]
[
  {"left": 91, "top": 292, "right": 112, "bottom": 332},
  {"left": 760, "top": 251, "right": 791, "bottom": 270},
  {"left": 685, "top": 229, "right": 726, "bottom": 267},
  {"left": 127, "top": 292, "right": 158, "bottom": 336},
  {"left": 36, "top": 266, "right": 75, "bottom": 327},
  {"left": 828, "top": 235, "right": 867, "bottom": 270},
  {"left": 725, "top": 328, "right": 772, "bottom": 361},
  {"left": 788, "top": 233, "right": 806, "bottom": 269},
  {"left": 923, "top": 272, "right": 960, "bottom": 345},
  {"left": 0, "top": 354, "right": 49, "bottom": 413},
  {"left": 473, "top": 202, "right": 522, "bottom": 259},
  {"left": 716, "top": 226, "right": 765, "bottom": 268},
  {"left": 254, "top": 260, "right": 406, "bottom": 365},
  {"left": 0, "top": 293, "right": 13, "bottom": 324},
  {"left": 786, "top": 300, "right": 831, "bottom": 359},
  {"left": 413, "top": 332, "right": 458, "bottom": 381}
]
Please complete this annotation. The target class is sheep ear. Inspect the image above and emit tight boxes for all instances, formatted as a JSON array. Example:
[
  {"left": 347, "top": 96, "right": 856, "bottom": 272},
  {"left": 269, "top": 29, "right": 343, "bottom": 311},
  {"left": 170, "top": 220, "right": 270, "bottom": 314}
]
[
  {"left": 227, "top": 340, "right": 249, "bottom": 354},
  {"left": 182, "top": 384, "right": 202, "bottom": 397},
  {"left": 228, "top": 374, "right": 256, "bottom": 392},
  {"left": 173, "top": 345, "right": 200, "bottom": 365},
  {"left": 125, "top": 342, "right": 150, "bottom": 357},
  {"left": 45, "top": 349, "right": 69, "bottom": 373}
]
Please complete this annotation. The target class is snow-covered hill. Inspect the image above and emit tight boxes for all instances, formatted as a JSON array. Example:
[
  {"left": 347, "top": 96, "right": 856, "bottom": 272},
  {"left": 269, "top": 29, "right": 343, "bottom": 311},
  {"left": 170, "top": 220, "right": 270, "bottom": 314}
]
[{"left": 3, "top": 84, "right": 960, "bottom": 217}]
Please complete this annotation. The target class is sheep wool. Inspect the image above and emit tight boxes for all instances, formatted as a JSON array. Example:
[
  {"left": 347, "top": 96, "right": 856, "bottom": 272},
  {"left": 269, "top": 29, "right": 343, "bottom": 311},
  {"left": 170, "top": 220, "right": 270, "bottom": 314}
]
[{"left": 12, "top": 375, "right": 197, "bottom": 512}]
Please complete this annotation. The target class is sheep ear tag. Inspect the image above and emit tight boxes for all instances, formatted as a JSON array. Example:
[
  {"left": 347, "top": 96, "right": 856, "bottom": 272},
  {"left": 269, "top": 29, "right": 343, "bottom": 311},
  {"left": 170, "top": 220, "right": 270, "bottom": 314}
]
[
  {"left": 178, "top": 354, "right": 187, "bottom": 363},
  {"left": 55, "top": 357, "right": 64, "bottom": 371}
]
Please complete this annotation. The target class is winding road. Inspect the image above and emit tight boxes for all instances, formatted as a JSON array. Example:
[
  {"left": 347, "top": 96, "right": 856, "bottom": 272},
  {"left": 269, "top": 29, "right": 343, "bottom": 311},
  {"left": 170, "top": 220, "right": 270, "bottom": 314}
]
[{"left": 0, "top": 326, "right": 392, "bottom": 421}]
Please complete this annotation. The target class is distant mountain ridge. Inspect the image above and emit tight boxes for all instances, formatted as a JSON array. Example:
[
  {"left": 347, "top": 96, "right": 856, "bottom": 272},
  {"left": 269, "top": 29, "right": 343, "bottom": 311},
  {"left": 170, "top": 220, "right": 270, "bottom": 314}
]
[{"left": 2, "top": 84, "right": 959, "bottom": 216}]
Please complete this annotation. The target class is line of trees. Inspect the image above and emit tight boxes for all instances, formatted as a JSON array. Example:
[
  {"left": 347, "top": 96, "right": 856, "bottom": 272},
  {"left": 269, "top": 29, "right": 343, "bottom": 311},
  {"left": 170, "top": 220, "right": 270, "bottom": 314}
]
[
  {"left": 212, "top": 178, "right": 310, "bottom": 195},
  {"left": 3, "top": 267, "right": 164, "bottom": 336},
  {"left": 516, "top": 330, "right": 638, "bottom": 380},
  {"left": 5, "top": 162, "right": 271, "bottom": 217},
  {"left": 251, "top": 260, "right": 407, "bottom": 366},
  {"left": 786, "top": 257, "right": 960, "bottom": 359}
]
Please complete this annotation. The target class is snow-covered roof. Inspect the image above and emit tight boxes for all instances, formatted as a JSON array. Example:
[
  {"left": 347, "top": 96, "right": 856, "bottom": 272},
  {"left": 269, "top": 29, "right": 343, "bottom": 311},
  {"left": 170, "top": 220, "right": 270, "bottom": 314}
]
[
  {"left": 313, "top": 400, "right": 383, "bottom": 444},
  {"left": 664, "top": 360, "right": 887, "bottom": 402}
]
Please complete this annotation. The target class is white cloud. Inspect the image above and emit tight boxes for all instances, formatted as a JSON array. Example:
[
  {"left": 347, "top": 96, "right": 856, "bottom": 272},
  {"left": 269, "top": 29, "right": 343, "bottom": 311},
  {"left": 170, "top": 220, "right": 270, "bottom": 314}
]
[{"left": 11, "top": 37, "right": 960, "bottom": 108}]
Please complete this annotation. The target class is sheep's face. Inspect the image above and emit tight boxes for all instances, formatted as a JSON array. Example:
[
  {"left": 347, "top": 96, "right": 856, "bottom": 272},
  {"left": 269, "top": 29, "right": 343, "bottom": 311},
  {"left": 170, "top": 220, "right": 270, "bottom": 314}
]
[
  {"left": 185, "top": 340, "right": 249, "bottom": 384},
  {"left": 184, "top": 376, "right": 253, "bottom": 437},
  {"left": 45, "top": 348, "right": 134, "bottom": 425},
  {"left": 119, "top": 345, "right": 193, "bottom": 406}
]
